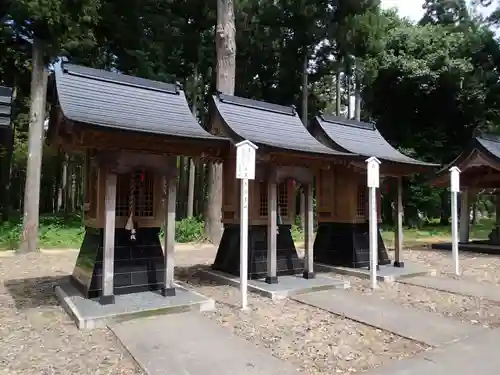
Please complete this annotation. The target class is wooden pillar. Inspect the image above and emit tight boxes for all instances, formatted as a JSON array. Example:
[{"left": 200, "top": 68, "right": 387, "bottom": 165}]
[
  {"left": 162, "top": 167, "right": 177, "bottom": 297},
  {"left": 266, "top": 169, "right": 278, "bottom": 284},
  {"left": 394, "top": 177, "right": 404, "bottom": 268},
  {"left": 100, "top": 168, "right": 117, "bottom": 305},
  {"left": 459, "top": 188, "right": 470, "bottom": 243},
  {"left": 303, "top": 183, "right": 315, "bottom": 279}
]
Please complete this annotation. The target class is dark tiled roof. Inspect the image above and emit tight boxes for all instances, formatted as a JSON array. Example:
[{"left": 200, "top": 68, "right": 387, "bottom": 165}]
[
  {"left": 313, "top": 114, "right": 436, "bottom": 166},
  {"left": 54, "top": 63, "right": 225, "bottom": 140},
  {"left": 476, "top": 134, "right": 500, "bottom": 160},
  {"left": 212, "top": 94, "right": 351, "bottom": 156},
  {"left": 436, "top": 134, "right": 500, "bottom": 176},
  {"left": 0, "top": 86, "right": 12, "bottom": 128}
]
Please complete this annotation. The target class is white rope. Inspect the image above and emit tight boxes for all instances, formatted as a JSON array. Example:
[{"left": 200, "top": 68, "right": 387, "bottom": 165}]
[{"left": 125, "top": 172, "right": 137, "bottom": 240}]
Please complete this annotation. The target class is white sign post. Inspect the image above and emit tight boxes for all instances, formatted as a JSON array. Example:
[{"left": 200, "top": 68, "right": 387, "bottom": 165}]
[
  {"left": 366, "top": 156, "right": 381, "bottom": 289},
  {"left": 450, "top": 166, "right": 461, "bottom": 276},
  {"left": 235, "top": 140, "right": 258, "bottom": 310}
]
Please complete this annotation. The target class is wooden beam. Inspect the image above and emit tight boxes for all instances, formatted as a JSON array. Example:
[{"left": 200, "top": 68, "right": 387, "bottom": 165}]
[
  {"left": 459, "top": 188, "right": 470, "bottom": 243},
  {"left": 265, "top": 167, "right": 278, "bottom": 284},
  {"left": 162, "top": 159, "right": 177, "bottom": 297},
  {"left": 303, "top": 183, "right": 315, "bottom": 279},
  {"left": 100, "top": 169, "right": 117, "bottom": 305},
  {"left": 394, "top": 177, "right": 404, "bottom": 268}
]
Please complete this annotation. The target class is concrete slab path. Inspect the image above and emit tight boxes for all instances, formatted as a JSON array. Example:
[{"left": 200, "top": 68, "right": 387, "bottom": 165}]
[
  {"left": 292, "top": 290, "right": 485, "bottom": 347},
  {"left": 365, "top": 328, "right": 500, "bottom": 375},
  {"left": 399, "top": 276, "right": 500, "bottom": 302},
  {"left": 110, "top": 312, "right": 303, "bottom": 375}
]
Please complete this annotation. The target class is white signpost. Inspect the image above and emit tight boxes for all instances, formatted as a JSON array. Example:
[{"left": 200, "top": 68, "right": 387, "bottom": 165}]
[
  {"left": 450, "top": 166, "right": 461, "bottom": 276},
  {"left": 235, "top": 140, "right": 258, "bottom": 310},
  {"left": 366, "top": 156, "right": 381, "bottom": 289}
]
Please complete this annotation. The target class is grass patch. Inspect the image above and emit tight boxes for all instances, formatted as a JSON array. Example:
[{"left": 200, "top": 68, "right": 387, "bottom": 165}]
[{"left": 0, "top": 215, "right": 495, "bottom": 250}]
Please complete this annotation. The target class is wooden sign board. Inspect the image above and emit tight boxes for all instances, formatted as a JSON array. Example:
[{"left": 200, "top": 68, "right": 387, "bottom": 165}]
[
  {"left": 366, "top": 156, "right": 381, "bottom": 188},
  {"left": 236, "top": 140, "right": 258, "bottom": 180},
  {"left": 450, "top": 166, "right": 460, "bottom": 193}
]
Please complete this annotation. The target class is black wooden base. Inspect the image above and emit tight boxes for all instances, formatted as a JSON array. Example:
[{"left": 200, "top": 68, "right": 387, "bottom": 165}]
[
  {"left": 212, "top": 224, "right": 302, "bottom": 279},
  {"left": 265, "top": 276, "right": 279, "bottom": 284},
  {"left": 161, "top": 287, "right": 176, "bottom": 297},
  {"left": 393, "top": 261, "right": 405, "bottom": 268},
  {"left": 71, "top": 227, "right": 165, "bottom": 299},
  {"left": 302, "top": 271, "right": 316, "bottom": 279},
  {"left": 99, "top": 294, "right": 115, "bottom": 305},
  {"left": 313, "top": 222, "right": 391, "bottom": 268}
]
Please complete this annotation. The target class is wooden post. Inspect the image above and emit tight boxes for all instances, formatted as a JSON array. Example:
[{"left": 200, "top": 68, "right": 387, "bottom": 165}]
[
  {"left": 459, "top": 188, "right": 470, "bottom": 243},
  {"left": 162, "top": 167, "right": 177, "bottom": 297},
  {"left": 394, "top": 177, "right": 404, "bottom": 268},
  {"left": 101, "top": 168, "right": 117, "bottom": 305},
  {"left": 266, "top": 170, "right": 278, "bottom": 284},
  {"left": 303, "top": 183, "right": 315, "bottom": 279}
]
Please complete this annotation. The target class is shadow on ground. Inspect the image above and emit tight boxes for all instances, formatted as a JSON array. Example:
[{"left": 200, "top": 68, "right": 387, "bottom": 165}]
[
  {"left": 175, "top": 264, "right": 224, "bottom": 287},
  {"left": 4, "top": 275, "right": 67, "bottom": 310}
]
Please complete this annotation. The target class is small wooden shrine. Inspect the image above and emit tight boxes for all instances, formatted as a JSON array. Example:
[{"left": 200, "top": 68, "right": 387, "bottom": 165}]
[
  {"left": 309, "top": 115, "right": 437, "bottom": 268},
  {"left": 0, "top": 85, "right": 13, "bottom": 144},
  {"left": 207, "top": 93, "right": 358, "bottom": 282},
  {"left": 47, "top": 62, "right": 228, "bottom": 304},
  {"left": 432, "top": 134, "right": 500, "bottom": 251}
]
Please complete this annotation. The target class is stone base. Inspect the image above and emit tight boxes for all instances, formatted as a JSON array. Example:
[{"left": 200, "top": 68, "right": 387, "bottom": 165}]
[
  {"left": 432, "top": 241, "right": 500, "bottom": 255},
  {"left": 315, "top": 262, "right": 435, "bottom": 283},
  {"left": 200, "top": 269, "right": 349, "bottom": 301},
  {"left": 72, "top": 227, "right": 165, "bottom": 299},
  {"left": 313, "top": 222, "right": 391, "bottom": 268},
  {"left": 212, "top": 224, "right": 302, "bottom": 279},
  {"left": 55, "top": 277, "right": 215, "bottom": 329}
]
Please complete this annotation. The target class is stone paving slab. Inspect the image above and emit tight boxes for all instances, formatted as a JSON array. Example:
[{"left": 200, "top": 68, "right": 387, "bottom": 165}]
[
  {"left": 292, "top": 289, "right": 485, "bottom": 347},
  {"left": 55, "top": 278, "right": 214, "bottom": 329},
  {"left": 200, "top": 269, "right": 349, "bottom": 300},
  {"left": 365, "top": 328, "right": 500, "bottom": 375},
  {"left": 399, "top": 276, "right": 500, "bottom": 302},
  {"left": 110, "top": 312, "right": 303, "bottom": 375},
  {"left": 316, "top": 262, "right": 435, "bottom": 283}
]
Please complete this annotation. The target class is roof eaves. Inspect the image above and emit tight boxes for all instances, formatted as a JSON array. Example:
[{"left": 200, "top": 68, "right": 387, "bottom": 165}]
[{"left": 216, "top": 92, "right": 297, "bottom": 116}]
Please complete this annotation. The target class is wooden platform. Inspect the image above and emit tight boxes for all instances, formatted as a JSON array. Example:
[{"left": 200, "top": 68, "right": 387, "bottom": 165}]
[{"left": 432, "top": 241, "right": 500, "bottom": 255}]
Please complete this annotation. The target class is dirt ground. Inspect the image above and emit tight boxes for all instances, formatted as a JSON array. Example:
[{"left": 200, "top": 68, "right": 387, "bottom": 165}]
[{"left": 1, "top": 245, "right": 499, "bottom": 375}]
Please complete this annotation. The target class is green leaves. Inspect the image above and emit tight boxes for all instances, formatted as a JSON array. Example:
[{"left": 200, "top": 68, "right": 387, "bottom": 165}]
[{"left": 5, "top": 0, "right": 102, "bottom": 60}]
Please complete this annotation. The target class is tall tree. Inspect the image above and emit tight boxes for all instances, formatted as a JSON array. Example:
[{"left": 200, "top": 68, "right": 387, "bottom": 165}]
[
  {"left": 205, "top": 0, "right": 236, "bottom": 243},
  {"left": 5, "top": 0, "right": 101, "bottom": 252}
]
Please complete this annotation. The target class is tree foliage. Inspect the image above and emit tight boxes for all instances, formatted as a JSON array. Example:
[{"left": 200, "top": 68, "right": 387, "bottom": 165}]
[{"left": 1, "top": 0, "right": 500, "bottom": 228}]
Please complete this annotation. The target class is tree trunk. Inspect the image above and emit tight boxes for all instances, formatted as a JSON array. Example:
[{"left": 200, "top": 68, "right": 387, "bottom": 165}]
[
  {"left": 354, "top": 65, "right": 361, "bottom": 121},
  {"left": 205, "top": 0, "right": 236, "bottom": 244},
  {"left": 346, "top": 73, "right": 351, "bottom": 119},
  {"left": 439, "top": 190, "right": 450, "bottom": 226},
  {"left": 178, "top": 156, "right": 186, "bottom": 218},
  {"left": 0, "top": 85, "right": 16, "bottom": 222},
  {"left": 57, "top": 153, "right": 68, "bottom": 212},
  {"left": 187, "top": 68, "right": 198, "bottom": 218},
  {"left": 19, "top": 38, "right": 48, "bottom": 253},
  {"left": 335, "top": 65, "right": 341, "bottom": 116},
  {"left": 300, "top": 51, "right": 308, "bottom": 230}
]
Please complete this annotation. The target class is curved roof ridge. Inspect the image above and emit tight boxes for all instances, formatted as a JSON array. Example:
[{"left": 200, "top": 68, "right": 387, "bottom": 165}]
[
  {"left": 53, "top": 62, "right": 225, "bottom": 140},
  {"left": 212, "top": 94, "right": 353, "bottom": 157},
  {"left": 312, "top": 114, "right": 437, "bottom": 167}
]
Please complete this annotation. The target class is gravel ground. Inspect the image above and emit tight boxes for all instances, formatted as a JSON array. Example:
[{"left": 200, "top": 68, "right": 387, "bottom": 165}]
[
  {"left": 342, "top": 277, "right": 500, "bottom": 329},
  {"left": 396, "top": 247, "right": 500, "bottom": 284},
  {"left": 0, "top": 251, "right": 143, "bottom": 375},
  {"left": 0, "top": 248, "right": 427, "bottom": 375},
  {"left": 4, "top": 245, "right": 498, "bottom": 375},
  {"left": 176, "top": 267, "right": 426, "bottom": 375},
  {"left": 329, "top": 248, "right": 500, "bottom": 329}
]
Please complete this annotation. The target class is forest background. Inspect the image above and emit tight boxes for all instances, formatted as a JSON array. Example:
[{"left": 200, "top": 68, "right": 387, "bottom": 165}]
[{"left": 1, "top": 0, "right": 500, "bottom": 250}]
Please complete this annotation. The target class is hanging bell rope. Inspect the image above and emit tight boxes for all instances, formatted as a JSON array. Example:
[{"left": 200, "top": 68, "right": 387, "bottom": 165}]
[{"left": 125, "top": 171, "right": 137, "bottom": 241}]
